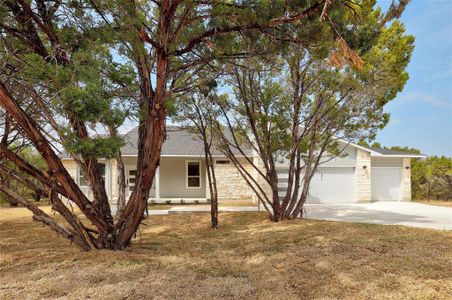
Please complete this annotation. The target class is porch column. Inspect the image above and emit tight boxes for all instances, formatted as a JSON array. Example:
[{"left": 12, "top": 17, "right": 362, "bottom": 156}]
[
  {"left": 106, "top": 161, "right": 112, "bottom": 201},
  {"left": 155, "top": 166, "right": 160, "bottom": 202}
]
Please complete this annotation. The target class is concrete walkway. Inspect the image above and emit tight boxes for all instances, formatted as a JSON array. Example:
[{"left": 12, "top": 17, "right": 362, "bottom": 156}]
[{"left": 148, "top": 202, "right": 452, "bottom": 230}]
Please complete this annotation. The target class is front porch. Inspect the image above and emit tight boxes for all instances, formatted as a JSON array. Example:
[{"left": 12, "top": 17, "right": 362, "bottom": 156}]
[
  {"left": 104, "top": 155, "right": 256, "bottom": 210},
  {"left": 121, "top": 156, "right": 208, "bottom": 203}
]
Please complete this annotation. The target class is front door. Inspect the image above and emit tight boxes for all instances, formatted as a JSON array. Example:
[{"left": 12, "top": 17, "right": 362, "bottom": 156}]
[
  {"left": 126, "top": 167, "right": 136, "bottom": 198},
  {"left": 125, "top": 166, "right": 156, "bottom": 198}
]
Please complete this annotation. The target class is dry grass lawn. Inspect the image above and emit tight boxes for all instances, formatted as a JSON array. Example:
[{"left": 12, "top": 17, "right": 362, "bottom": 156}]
[{"left": 1, "top": 206, "right": 451, "bottom": 300}]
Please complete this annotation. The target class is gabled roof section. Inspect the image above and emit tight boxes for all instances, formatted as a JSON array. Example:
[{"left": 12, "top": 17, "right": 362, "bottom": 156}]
[
  {"left": 369, "top": 147, "right": 426, "bottom": 158},
  {"left": 121, "top": 125, "right": 251, "bottom": 157},
  {"left": 334, "top": 137, "right": 426, "bottom": 158},
  {"left": 60, "top": 125, "right": 425, "bottom": 159}
]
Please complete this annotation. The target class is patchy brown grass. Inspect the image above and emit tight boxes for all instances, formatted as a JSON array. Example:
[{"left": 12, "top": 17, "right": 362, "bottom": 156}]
[
  {"left": 147, "top": 204, "right": 175, "bottom": 210},
  {"left": 414, "top": 200, "right": 452, "bottom": 207},
  {"left": 1, "top": 206, "right": 451, "bottom": 300}
]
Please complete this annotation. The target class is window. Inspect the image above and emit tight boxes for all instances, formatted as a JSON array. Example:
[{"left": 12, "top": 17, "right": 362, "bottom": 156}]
[
  {"left": 186, "top": 161, "right": 201, "bottom": 188},
  {"left": 128, "top": 169, "right": 137, "bottom": 192},
  {"left": 78, "top": 163, "right": 105, "bottom": 187}
]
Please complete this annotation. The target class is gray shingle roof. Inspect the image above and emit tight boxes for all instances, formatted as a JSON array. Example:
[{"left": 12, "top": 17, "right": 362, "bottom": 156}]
[
  {"left": 121, "top": 125, "right": 251, "bottom": 156},
  {"left": 370, "top": 147, "right": 425, "bottom": 157}
]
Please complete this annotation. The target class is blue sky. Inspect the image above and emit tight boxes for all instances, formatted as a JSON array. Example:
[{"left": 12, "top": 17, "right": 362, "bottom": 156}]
[{"left": 375, "top": 0, "right": 452, "bottom": 156}]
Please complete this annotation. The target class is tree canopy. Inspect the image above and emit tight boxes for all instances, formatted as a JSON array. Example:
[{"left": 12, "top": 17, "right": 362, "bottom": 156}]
[{"left": 1, "top": 0, "right": 413, "bottom": 250}]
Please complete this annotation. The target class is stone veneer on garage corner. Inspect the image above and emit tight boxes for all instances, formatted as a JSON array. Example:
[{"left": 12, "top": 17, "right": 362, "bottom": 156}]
[
  {"left": 402, "top": 158, "right": 411, "bottom": 201},
  {"left": 356, "top": 149, "right": 372, "bottom": 203}
]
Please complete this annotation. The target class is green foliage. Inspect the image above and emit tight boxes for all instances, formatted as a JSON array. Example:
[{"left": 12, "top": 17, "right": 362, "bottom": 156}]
[
  {"left": 371, "top": 142, "right": 382, "bottom": 149},
  {"left": 1, "top": 7, "right": 138, "bottom": 160},
  {"left": 387, "top": 145, "right": 421, "bottom": 154},
  {"left": 206, "top": 0, "right": 414, "bottom": 168},
  {"left": 411, "top": 156, "right": 452, "bottom": 201},
  {"left": 62, "top": 133, "right": 124, "bottom": 160},
  {"left": 0, "top": 146, "right": 46, "bottom": 204},
  {"left": 359, "top": 20, "right": 414, "bottom": 107}
]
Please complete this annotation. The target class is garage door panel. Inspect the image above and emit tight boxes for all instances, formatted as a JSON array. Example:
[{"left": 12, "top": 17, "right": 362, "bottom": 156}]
[
  {"left": 276, "top": 167, "right": 356, "bottom": 204},
  {"left": 371, "top": 168, "right": 402, "bottom": 201},
  {"left": 307, "top": 168, "right": 355, "bottom": 203}
]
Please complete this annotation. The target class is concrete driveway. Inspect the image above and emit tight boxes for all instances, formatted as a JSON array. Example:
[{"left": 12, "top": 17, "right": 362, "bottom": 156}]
[
  {"left": 155, "top": 201, "right": 452, "bottom": 230},
  {"left": 304, "top": 201, "right": 452, "bottom": 230}
]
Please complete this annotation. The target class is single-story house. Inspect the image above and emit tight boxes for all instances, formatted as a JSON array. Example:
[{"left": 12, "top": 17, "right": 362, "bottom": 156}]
[{"left": 61, "top": 126, "right": 426, "bottom": 208}]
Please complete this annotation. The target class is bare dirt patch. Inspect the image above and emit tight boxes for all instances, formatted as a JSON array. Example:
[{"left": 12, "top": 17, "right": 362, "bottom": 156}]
[{"left": 1, "top": 206, "right": 451, "bottom": 299}]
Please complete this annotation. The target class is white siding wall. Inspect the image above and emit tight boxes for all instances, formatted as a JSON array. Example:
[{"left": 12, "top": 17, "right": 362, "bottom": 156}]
[
  {"left": 319, "top": 143, "right": 357, "bottom": 167},
  {"left": 153, "top": 157, "right": 206, "bottom": 198}
]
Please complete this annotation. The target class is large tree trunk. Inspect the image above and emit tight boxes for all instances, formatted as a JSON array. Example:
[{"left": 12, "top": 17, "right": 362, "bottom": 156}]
[
  {"left": 108, "top": 127, "right": 126, "bottom": 217},
  {"left": 204, "top": 141, "right": 219, "bottom": 229},
  {"left": 116, "top": 151, "right": 127, "bottom": 216}
]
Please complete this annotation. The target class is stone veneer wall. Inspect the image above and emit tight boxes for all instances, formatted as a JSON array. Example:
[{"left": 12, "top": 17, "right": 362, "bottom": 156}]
[
  {"left": 402, "top": 158, "right": 411, "bottom": 201},
  {"left": 214, "top": 158, "right": 255, "bottom": 202},
  {"left": 252, "top": 155, "right": 272, "bottom": 203},
  {"left": 355, "top": 149, "right": 371, "bottom": 203}
]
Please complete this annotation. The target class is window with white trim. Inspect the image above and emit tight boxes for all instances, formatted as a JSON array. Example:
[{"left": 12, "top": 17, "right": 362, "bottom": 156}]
[
  {"left": 78, "top": 163, "right": 105, "bottom": 187},
  {"left": 186, "top": 161, "right": 201, "bottom": 188}
]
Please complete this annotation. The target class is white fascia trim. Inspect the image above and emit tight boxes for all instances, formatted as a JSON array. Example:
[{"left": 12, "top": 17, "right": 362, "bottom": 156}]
[
  {"left": 332, "top": 138, "right": 426, "bottom": 158},
  {"left": 60, "top": 157, "right": 110, "bottom": 161},
  {"left": 334, "top": 137, "right": 372, "bottom": 153},
  {"left": 370, "top": 153, "right": 427, "bottom": 158},
  {"left": 327, "top": 137, "right": 427, "bottom": 159}
]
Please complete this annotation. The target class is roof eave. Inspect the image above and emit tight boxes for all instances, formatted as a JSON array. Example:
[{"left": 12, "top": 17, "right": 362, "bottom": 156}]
[
  {"left": 370, "top": 152, "right": 427, "bottom": 159},
  {"left": 334, "top": 138, "right": 373, "bottom": 153}
]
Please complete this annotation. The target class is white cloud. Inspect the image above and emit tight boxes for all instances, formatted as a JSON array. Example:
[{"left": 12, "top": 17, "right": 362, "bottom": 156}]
[
  {"left": 396, "top": 91, "right": 452, "bottom": 108},
  {"left": 388, "top": 117, "right": 402, "bottom": 126}
]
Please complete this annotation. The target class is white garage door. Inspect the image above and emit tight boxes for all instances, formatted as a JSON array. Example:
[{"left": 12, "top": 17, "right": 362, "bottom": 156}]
[
  {"left": 371, "top": 167, "right": 402, "bottom": 201},
  {"left": 277, "top": 167, "right": 356, "bottom": 204}
]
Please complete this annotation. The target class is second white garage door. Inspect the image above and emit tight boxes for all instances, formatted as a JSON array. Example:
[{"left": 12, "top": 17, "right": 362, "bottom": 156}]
[
  {"left": 277, "top": 167, "right": 356, "bottom": 204},
  {"left": 371, "top": 167, "right": 402, "bottom": 201}
]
